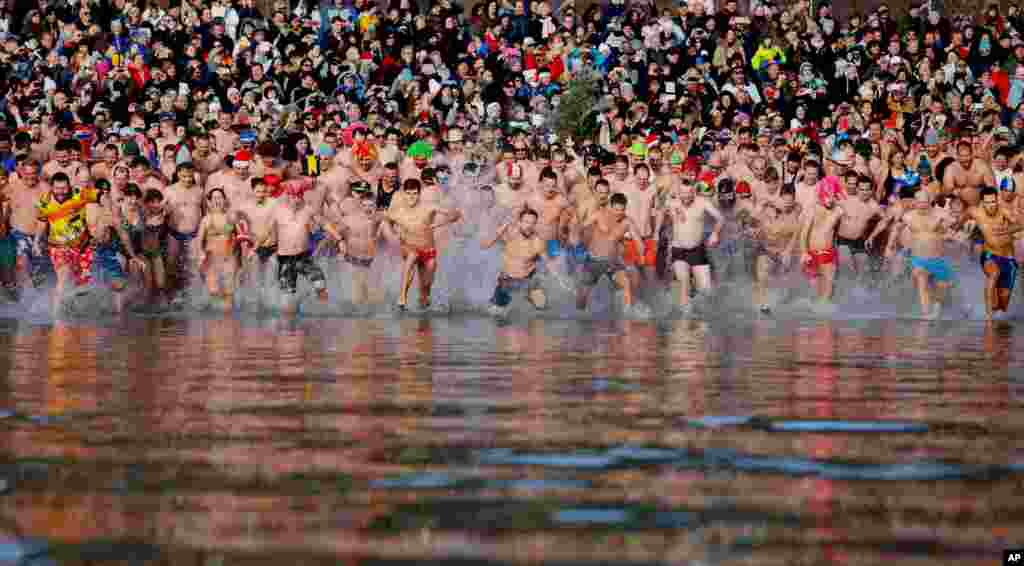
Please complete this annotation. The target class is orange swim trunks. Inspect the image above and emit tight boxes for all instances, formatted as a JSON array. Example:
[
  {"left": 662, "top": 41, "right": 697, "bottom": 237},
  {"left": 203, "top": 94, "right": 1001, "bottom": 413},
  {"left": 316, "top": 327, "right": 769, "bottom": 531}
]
[
  {"left": 624, "top": 238, "right": 657, "bottom": 267},
  {"left": 49, "top": 244, "right": 94, "bottom": 286}
]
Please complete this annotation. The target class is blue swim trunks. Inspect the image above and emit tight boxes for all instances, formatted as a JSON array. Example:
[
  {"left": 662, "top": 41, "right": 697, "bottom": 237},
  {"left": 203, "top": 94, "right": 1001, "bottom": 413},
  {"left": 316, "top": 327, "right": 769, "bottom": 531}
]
[
  {"left": 910, "top": 255, "right": 954, "bottom": 282},
  {"left": 9, "top": 229, "right": 52, "bottom": 286},
  {"left": 980, "top": 251, "right": 1019, "bottom": 290},
  {"left": 91, "top": 243, "right": 127, "bottom": 287}
]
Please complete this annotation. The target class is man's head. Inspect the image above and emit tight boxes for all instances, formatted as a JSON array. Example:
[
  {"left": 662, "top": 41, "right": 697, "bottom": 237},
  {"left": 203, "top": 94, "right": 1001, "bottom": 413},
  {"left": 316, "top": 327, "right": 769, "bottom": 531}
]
[
  {"left": 252, "top": 177, "right": 268, "bottom": 201},
  {"left": 633, "top": 163, "right": 650, "bottom": 187},
  {"left": 403, "top": 178, "right": 422, "bottom": 206},
  {"left": 981, "top": 186, "right": 999, "bottom": 215},
  {"left": 539, "top": 167, "right": 558, "bottom": 197},
  {"left": 779, "top": 183, "right": 796, "bottom": 210},
  {"left": 143, "top": 188, "right": 164, "bottom": 214},
  {"left": 50, "top": 172, "right": 71, "bottom": 202},
  {"left": 956, "top": 140, "right": 973, "bottom": 168},
  {"left": 609, "top": 192, "right": 628, "bottom": 218},
  {"left": 519, "top": 207, "right": 539, "bottom": 237}
]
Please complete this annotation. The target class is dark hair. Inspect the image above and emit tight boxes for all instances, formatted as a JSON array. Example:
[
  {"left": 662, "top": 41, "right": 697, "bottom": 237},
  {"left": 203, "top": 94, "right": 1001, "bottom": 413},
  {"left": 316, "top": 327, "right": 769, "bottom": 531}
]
[
  {"left": 610, "top": 192, "right": 628, "bottom": 207},
  {"left": 595, "top": 178, "right": 611, "bottom": 190},
  {"left": 403, "top": 178, "right": 422, "bottom": 192},
  {"left": 520, "top": 208, "right": 539, "bottom": 220},
  {"left": 633, "top": 163, "right": 650, "bottom": 176},
  {"left": 207, "top": 187, "right": 227, "bottom": 201},
  {"left": 143, "top": 188, "right": 164, "bottom": 203},
  {"left": 539, "top": 166, "right": 558, "bottom": 182},
  {"left": 123, "top": 183, "right": 142, "bottom": 198},
  {"left": 95, "top": 178, "right": 111, "bottom": 192},
  {"left": 50, "top": 172, "right": 70, "bottom": 186},
  {"left": 251, "top": 177, "right": 266, "bottom": 188},
  {"left": 780, "top": 183, "right": 796, "bottom": 197},
  {"left": 131, "top": 156, "right": 151, "bottom": 168},
  {"left": 981, "top": 186, "right": 998, "bottom": 200}
]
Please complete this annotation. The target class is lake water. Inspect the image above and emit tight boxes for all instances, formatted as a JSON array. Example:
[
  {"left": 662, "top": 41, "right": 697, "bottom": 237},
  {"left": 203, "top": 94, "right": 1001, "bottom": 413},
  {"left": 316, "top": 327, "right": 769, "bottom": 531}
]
[{"left": 0, "top": 315, "right": 1022, "bottom": 565}]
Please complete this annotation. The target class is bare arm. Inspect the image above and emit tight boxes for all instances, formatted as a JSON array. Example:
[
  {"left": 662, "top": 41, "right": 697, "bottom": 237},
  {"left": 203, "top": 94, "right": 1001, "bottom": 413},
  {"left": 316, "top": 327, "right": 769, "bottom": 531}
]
[{"left": 481, "top": 219, "right": 513, "bottom": 250}]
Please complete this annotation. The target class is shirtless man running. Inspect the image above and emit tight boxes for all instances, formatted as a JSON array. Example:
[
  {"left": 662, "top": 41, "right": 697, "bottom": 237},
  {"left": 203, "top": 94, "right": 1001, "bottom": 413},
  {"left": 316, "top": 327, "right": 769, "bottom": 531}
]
[
  {"left": 269, "top": 183, "right": 342, "bottom": 314},
  {"left": 164, "top": 161, "right": 204, "bottom": 299},
  {"left": 575, "top": 193, "right": 643, "bottom": 312},
  {"left": 901, "top": 190, "right": 958, "bottom": 318},
  {"left": 527, "top": 167, "right": 573, "bottom": 277},
  {"left": 337, "top": 191, "right": 383, "bottom": 305},
  {"left": 799, "top": 177, "right": 847, "bottom": 304},
  {"left": 237, "top": 177, "right": 279, "bottom": 287},
  {"left": 656, "top": 183, "right": 723, "bottom": 311},
  {"left": 384, "top": 178, "right": 463, "bottom": 311},
  {"left": 964, "top": 187, "right": 1024, "bottom": 318},
  {"left": 481, "top": 208, "right": 547, "bottom": 318},
  {"left": 749, "top": 185, "right": 801, "bottom": 313},
  {"left": 836, "top": 178, "right": 884, "bottom": 279}
]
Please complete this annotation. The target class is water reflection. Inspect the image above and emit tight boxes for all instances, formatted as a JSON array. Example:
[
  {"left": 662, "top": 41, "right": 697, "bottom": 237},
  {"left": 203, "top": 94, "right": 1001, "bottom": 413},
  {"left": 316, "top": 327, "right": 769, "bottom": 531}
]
[{"left": 0, "top": 316, "right": 1021, "bottom": 563}]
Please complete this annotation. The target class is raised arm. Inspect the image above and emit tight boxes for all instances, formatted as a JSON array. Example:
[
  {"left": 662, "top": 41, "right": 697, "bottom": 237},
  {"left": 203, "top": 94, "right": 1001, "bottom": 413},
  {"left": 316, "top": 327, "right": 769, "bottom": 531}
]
[{"left": 481, "top": 218, "right": 513, "bottom": 250}]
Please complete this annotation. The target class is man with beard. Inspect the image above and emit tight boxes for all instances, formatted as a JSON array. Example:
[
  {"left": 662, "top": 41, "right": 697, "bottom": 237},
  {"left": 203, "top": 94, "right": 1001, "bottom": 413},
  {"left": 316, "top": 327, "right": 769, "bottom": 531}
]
[
  {"left": 34, "top": 173, "right": 97, "bottom": 314},
  {"left": 482, "top": 208, "right": 547, "bottom": 318},
  {"left": 943, "top": 140, "right": 995, "bottom": 207}
]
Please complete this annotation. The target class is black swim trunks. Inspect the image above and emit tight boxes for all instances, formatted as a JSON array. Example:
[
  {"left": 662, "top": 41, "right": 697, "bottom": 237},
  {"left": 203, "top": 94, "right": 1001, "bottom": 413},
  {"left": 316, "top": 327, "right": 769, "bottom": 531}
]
[
  {"left": 344, "top": 254, "right": 374, "bottom": 268},
  {"left": 277, "top": 252, "right": 326, "bottom": 294},
  {"left": 670, "top": 244, "right": 711, "bottom": 266},
  {"left": 836, "top": 236, "right": 867, "bottom": 255}
]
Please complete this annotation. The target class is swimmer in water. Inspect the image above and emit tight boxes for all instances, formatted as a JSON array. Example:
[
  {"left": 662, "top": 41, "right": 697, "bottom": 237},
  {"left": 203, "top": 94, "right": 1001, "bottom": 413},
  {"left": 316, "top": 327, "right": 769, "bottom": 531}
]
[
  {"left": 270, "top": 182, "right": 343, "bottom": 314},
  {"left": 383, "top": 178, "right": 463, "bottom": 311},
  {"left": 481, "top": 207, "right": 547, "bottom": 317},
  {"left": 197, "top": 188, "right": 244, "bottom": 312},
  {"left": 337, "top": 191, "right": 384, "bottom": 305},
  {"left": 960, "top": 187, "right": 1024, "bottom": 318},
  {"left": 575, "top": 192, "right": 642, "bottom": 312}
]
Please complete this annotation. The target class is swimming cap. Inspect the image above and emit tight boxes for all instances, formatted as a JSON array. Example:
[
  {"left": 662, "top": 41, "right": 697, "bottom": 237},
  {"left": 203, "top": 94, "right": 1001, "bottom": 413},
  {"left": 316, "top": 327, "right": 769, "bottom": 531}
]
[
  {"left": 234, "top": 150, "right": 252, "bottom": 163},
  {"left": 628, "top": 142, "right": 647, "bottom": 157}
]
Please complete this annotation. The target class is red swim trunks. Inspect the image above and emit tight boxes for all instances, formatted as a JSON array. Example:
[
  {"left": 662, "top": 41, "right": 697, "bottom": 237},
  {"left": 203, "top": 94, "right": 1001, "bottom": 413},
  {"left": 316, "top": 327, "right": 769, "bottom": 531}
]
[
  {"left": 415, "top": 247, "right": 438, "bottom": 264},
  {"left": 49, "top": 244, "right": 95, "bottom": 286},
  {"left": 803, "top": 248, "right": 837, "bottom": 279},
  {"left": 624, "top": 238, "right": 657, "bottom": 267}
]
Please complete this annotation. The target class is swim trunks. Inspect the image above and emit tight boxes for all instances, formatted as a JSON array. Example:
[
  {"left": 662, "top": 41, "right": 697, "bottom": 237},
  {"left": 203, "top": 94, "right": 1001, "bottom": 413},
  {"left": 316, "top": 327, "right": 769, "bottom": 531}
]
[
  {"left": 91, "top": 243, "right": 127, "bottom": 288},
  {"left": 803, "top": 247, "right": 837, "bottom": 278},
  {"left": 581, "top": 256, "right": 630, "bottom": 286},
  {"left": 10, "top": 229, "right": 53, "bottom": 287},
  {"left": 414, "top": 247, "right": 437, "bottom": 265},
  {"left": 624, "top": 238, "right": 657, "bottom": 267},
  {"left": 49, "top": 243, "right": 94, "bottom": 286},
  {"left": 491, "top": 270, "right": 544, "bottom": 308},
  {"left": 344, "top": 254, "right": 374, "bottom": 268},
  {"left": 670, "top": 244, "right": 711, "bottom": 266},
  {"left": 309, "top": 228, "right": 338, "bottom": 256},
  {"left": 168, "top": 228, "right": 197, "bottom": 242},
  {"left": 910, "top": 255, "right": 954, "bottom": 282},
  {"left": 277, "top": 251, "right": 326, "bottom": 294},
  {"left": 836, "top": 236, "right": 867, "bottom": 255},
  {"left": 980, "top": 251, "right": 1018, "bottom": 290},
  {"left": 256, "top": 245, "right": 277, "bottom": 263}
]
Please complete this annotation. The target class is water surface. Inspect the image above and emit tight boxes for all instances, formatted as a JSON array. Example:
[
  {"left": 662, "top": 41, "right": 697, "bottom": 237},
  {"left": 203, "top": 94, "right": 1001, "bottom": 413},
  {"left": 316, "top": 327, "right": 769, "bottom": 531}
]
[{"left": 0, "top": 316, "right": 1021, "bottom": 565}]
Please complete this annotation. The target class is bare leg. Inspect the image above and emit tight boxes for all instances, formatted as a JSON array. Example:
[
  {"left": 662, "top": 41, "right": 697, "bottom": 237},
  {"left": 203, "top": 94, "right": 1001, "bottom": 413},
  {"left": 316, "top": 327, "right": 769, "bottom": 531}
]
[
  {"left": 983, "top": 261, "right": 1000, "bottom": 319},
  {"left": 418, "top": 258, "right": 437, "bottom": 308},
  {"left": 527, "top": 288, "right": 547, "bottom": 310},
  {"left": 398, "top": 254, "right": 418, "bottom": 308},
  {"left": 691, "top": 265, "right": 713, "bottom": 297},
  {"left": 911, "top": 269, "right": 932, "bottom": 316},
  {"left": 753, "top": 254, "right": 771, "bottom": 308},
  {"left": 818, "top": 263, "right": 837, "bottom": 303},
  {"left": 672, "top": 261, "right": 691, "bottom": 306},
  {"left": 612, "top": 270, "right": 633, "bottom": 307},
  {"left": 51, "top": 265, "right": 71, "bottom": 316},
  {"left": 576, "top": 285, "right": 592, "bottom": 310},
  {"left": 351, "top": 267, "right": 369, "bottom": 305}
]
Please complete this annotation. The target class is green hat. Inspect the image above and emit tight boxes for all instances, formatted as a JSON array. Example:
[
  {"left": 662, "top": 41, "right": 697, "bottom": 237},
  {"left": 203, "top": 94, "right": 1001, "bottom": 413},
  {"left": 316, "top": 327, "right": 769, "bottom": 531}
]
[
  {"left": 407, "top": 140, "right": 434, "bottom": 159},
  {"left": 628, "top": 142, "right": 647, "bottom": 158},
  {"left": 670, "top": 152, "right": 683, "bottom": 166},
  {"left": 122, "top": 140, "right": 141, "bottom": 157}
]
